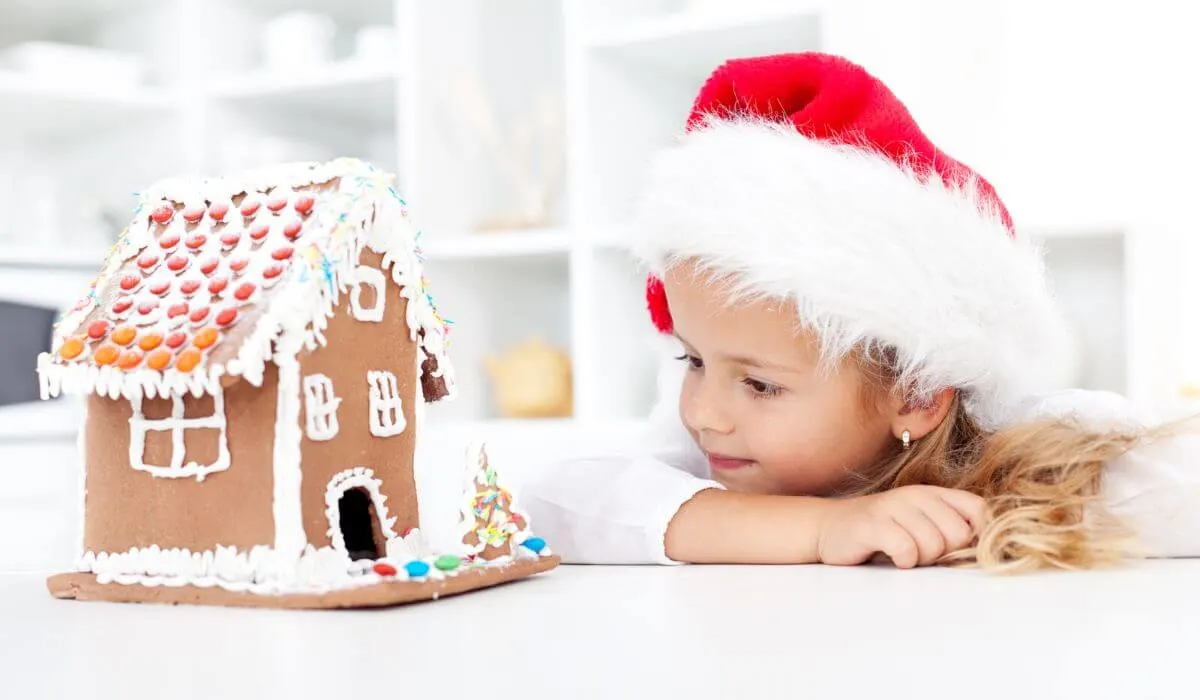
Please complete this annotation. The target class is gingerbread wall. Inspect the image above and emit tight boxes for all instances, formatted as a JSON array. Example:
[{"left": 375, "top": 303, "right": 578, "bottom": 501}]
[
  {"left": 82, "top": 364, "right": 279, "bottom": 553},
  {"left": 297, "top": 249, "right": 420, "bottom": 549}
]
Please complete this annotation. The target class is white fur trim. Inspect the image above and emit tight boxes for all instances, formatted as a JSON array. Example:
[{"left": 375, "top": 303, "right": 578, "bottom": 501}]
[{"left": 630, "top": 119, "right": 1072, "bottom": 429}]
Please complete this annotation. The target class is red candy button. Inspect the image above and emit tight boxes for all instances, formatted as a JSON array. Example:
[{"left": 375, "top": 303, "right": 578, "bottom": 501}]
[
  {"left": 151, "top": 204, "right": 174, "bottom": 224},
  {"left": 208, "top": 277, "right": 228, "bottom": 294},
  {"left": 262, "top": 263, "right": 284, "bottom": 280},
  {"left": 158, "top": 233, "right": 180, "bottom": 250},
  {"left": 372, "top": 562, "right": 397, "bottom": 577},
  {"left": 249, "top": 223, "right": 270, "bottom": 241},
  {"left": 185, "top": 234, "right": 207, "bottom": 250},
  {"left": 233, "top": 282, "right": 256, "bottom": 301},
  {"left": 294, "top": 195, "right": 315, "bottom": 215},
  {"left": 216, "top": 308, "right": 238, "bottom": 326},
  {"left": 229, "top": 257, "right": 250, "bottom": 274},
  {"left": 166, "top": 255, "right": 189, "bottom": 273},
  {"left": 137, "top": 253, "right": 159, "bottom": 270},
  {"left": 200, "top": 258, "right": 219, "bottom": 276},
  {"left": 267, "top": 194, "right": 288, "bottom": 212},
  {"left": 86, "top": 320, "right": 110, "bottom": 339},
  {"left": 180, "top": 279, "right": 201, "bottom": 296},
  {"left": 271, "top": 246, "right": 293, "bottom": 261},
  {"left": 282, "top": 219, "right": 302, "bottom": 240},
  {"left": 149, "top": 280, "right": 172, "bottom": 296},
  {"left": 189, "top": 307, "right": 210, "bottom": 324},
  {"left": 119, "top": 274, "right": 141, "bottom": 291},
  {"left": 220, "top": 231, "right": 241, "bottom": 248},
  {"left": 138, "top": 300, "right": 158, "bottom": 315},
  {"left": 111, "top": 298, "right": 134, "bottom": 314},
  {"left": 240, "top": 198, "right": 261, "bottom": 217},
  {"left": 167, "top": 302, "right": 189, "bottom": 319},
  {"left": 209, "top": 202, "right": 229, "bottom": 221},
  {"left": 165, "top": 331, "right": 188, "bottom": 349},
  {"left": 182, "top": 206, "right": 205, "bottom": 223}
]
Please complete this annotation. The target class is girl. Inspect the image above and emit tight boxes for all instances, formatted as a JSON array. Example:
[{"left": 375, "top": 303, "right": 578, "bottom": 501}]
[{"left": 521, "top": 52, "right": 1200, "bottom": 572}]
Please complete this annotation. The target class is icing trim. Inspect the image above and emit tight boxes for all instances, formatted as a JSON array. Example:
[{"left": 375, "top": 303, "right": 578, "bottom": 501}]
[
  {"left": 302, "top": 373, "right": 340, "bottom": 441},
  {"left": 273, "top": 350, "right": 306, "bottom": 560},
  {"left": 128, "top": 388, "right": 230, "bottom": 481},
  {"left": 350, "top": 266, "right": 386, "bottom": 323},
  {"left": 324, "top": 467, "right": 400, "bottom": 565},
  {"left": 367, "top": 370, "right": 406, "bottom": 437}
]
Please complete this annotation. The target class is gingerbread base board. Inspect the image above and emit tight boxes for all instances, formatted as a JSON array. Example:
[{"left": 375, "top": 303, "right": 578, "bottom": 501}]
[{"left": 47, "top": 556, "right": 559, "bottom": 610}]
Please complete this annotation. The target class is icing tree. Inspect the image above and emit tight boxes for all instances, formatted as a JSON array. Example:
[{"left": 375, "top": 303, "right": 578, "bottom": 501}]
[{"left": 459, "top": 441, "right": 540, "bottom": 561}]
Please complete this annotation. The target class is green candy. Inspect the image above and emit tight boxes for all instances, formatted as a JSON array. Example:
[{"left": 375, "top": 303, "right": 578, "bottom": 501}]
[{"left": 434, "top": 555, "right": 461, "bottom": 571}]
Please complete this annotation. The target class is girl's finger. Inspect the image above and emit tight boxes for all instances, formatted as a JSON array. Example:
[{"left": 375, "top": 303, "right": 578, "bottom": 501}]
[
  {"left": 933, "top": 488, "right": 987, "bottom": 534},
  {"left": 919, "top": 497, "right": 975, "bottom": 552},
  {"left": 890, "top": 510, "right": 945, "bottom": 566},
  {"left": 877, "top": 518, "right": 921, "bottom": 569}
]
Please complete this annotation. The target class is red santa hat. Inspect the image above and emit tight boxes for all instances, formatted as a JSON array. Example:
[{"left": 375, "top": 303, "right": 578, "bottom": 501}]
[{"left": 634, "top": 52, "right": 1071, "bottom": 430}]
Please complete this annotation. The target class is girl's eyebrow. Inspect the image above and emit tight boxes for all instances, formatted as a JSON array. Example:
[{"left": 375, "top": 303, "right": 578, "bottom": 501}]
[{"left": 673, "top": 332, "right": 798, "bottom": 374}]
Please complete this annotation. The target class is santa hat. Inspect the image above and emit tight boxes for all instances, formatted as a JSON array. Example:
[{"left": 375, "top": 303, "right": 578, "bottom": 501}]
[{"left": 633, "top": 52, "right": 1071, "bottom": 430}]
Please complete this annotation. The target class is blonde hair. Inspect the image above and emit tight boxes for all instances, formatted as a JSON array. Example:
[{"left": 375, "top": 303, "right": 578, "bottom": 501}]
[{"left": 850, "top": 355, "right": 1185, "bottom": 573}]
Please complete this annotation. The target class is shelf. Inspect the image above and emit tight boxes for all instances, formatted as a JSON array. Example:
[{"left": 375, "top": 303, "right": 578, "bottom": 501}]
[
  {"left": 584, "top": 6, "right": 822, "bottom": 81},
  {"left": 419, "top": 228, "right": 571, "bottom": 261},
  {"left": 208, "top": 60, "right": 398, "bottom": 129},
  {"left": 0, "top": 71, "right": 173, "bottom": 141},
  {"left": 0, "top": 244, "right": 110, "bottom": 271}
]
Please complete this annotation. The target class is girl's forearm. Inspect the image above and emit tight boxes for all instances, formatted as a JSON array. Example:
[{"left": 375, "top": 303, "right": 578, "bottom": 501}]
[{"left": 664, "top": 488, "right": 832, "bottom": 564}]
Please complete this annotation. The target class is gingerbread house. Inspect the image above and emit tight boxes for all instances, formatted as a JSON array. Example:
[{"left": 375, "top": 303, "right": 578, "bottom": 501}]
[{"left": 35, "top": 158, "right": 557, "bottom": 608}]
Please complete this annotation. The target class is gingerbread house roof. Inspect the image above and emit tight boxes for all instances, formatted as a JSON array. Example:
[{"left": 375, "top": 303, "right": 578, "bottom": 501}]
[{"left": 37, "top": 158, "right": 454, "bottom": 402}]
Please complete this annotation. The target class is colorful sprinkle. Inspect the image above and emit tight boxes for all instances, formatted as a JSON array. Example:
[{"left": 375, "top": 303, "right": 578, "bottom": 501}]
[
  {"left": 94, "top": 345, "right": 119, "bottom": 366},
  {"left": 59, "top": 337, "right": 85, "bottom": 360},
  {"left": 403, "top": 560, "right": 430, "bottom": 578},
  {"left": 372, "top": 562, "right": 398, "bottom": 577}
]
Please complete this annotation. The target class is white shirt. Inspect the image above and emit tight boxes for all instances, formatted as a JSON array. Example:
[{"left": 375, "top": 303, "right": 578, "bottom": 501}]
[{"left": 521, "top": 361, "right": 1200, "bottom": 564}]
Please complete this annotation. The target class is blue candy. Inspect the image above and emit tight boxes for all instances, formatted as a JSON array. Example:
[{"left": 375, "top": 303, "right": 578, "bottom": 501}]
[
  {"left": 521, "top": 537, "right": 546, "bottom": 554},
  {"left": 404, "top": 560, "right": 431, "bottom": 578}
]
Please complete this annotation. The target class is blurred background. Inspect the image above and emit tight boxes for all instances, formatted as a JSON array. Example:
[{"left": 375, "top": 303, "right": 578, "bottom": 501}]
[{"left": 1, "top": 0, "right": 1198, "bottom": 569}]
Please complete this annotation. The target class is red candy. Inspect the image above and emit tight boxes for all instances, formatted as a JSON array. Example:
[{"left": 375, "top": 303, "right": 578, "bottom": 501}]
[
  {"left": 220, "top": 231, "right": 241, "bottom": 248},
  {"left": 216, "top": 308, "right": 238, "bottom": 326},
  {"left": 189, "top": 307, "right": 210, "bottom": 324},
  {"left": 111, "top": 298, "right": 133, "bottom": 314},
  {"left": 228, "top": 257, "right": 250, "bottom": 274},
  {"left": 87, "top": 320, "right": 110, "bottom": 339},
  {"left": 166, "top": 255, "right": 189, "bottom": 273},
  {"left": 294, "top": 195, "right": 315, "bottom": 215},
  {"left": 158, "top": 233, "right": 180, "bottom": 250},
  {"left": 372, "top": 562, "right": 397, "bottom": 577},
  {"left": 167, "top": 302, "right": 189, "bottom": 318},
  {"left": 118, "top": 274, "right": 141, "bottom": 291},
  {"left": 267, "top": 194, "right": 288, "bottom": 212},
  {"left": 185, "top": 234, "right": 207, "bottom": 250},
  {"left": 282, "top": 219, "right": 303, "bottom": 240},
  {"left": 137, "top": 253, "right": 159, "bottom": 270},
  {"left": 165, "top": 331, "right": 188, "bottom": 349},
  {"left": 180, "top": 279, "right": 201, "bottom": 296},
  {"left": 262, "top": 263, "right": 284, "bottom": 280},
  {"left": 271, "top": 246, "right": 293, "bottom": 261},
  {"left": 149, "top": 280, "right": 172, "bottom": 296},
  {"left": 240, "top": 198, "right": 261, "bottom": 217},
  {"left": 151, "top": 204, "right": 174, "bottom": 224},
  {"left": 137, "top": 300, "right": 158, "bottom": 315},
  {"left": 233, "top": 282, "right": 256, "bottom": 301},
  {"left": 182, "top": 206, "right": 205, "bottom": 223},
  {"left": 200, "top": 258, "right": 219, "bottom": 276},
  {"left": 209, "top": 202, "right": 229, "bottom": 221},
  {"left": 249, "top": 223, "right": 270, "bottom": 241},
  {"left": 208, "top": 277, "right": 228, "bottom": 294}
]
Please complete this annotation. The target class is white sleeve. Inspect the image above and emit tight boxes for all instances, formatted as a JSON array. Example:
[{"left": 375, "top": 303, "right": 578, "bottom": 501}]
[{"left": 519, "top": 355, "right": 724, "bottom": 565}]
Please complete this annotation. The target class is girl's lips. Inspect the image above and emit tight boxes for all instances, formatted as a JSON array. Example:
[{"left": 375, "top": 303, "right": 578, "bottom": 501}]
[{"left": 707, "top": 454, "right": 753, "bottom": 471}]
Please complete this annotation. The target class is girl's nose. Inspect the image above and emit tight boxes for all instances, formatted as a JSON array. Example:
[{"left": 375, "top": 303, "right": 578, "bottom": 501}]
[{"left": 683, "top": 377, "right": 734, "bottom": 436}]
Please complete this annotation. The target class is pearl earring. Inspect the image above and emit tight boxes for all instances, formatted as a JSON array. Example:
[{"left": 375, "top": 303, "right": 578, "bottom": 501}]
[{"left": 901, "top": 430, "right": 912, "bottom": 450}]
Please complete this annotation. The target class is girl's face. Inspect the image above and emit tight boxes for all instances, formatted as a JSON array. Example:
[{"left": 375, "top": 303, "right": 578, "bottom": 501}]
[{"left": 665, "top": 264, "right": 897, "bottom": 496}]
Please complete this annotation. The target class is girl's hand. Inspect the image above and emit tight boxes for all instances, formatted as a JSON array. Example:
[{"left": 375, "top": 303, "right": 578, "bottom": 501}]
[{"left": 816, "top": 485, "right": 986, "bottom": 568}]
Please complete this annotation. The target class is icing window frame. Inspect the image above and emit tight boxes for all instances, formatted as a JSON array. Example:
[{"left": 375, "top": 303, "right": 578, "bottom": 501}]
[
  {"left": 302, "top": 374, "right": 341, "bottom": 441},
  {"left": 129, "top": 389, "right": 231, "bottom": 481},
  {"left": 367, "top": 370, "right": 407, "bottom": 437},
  {"left": 350, "top": 266, "right": 386, "bottom": 323}
]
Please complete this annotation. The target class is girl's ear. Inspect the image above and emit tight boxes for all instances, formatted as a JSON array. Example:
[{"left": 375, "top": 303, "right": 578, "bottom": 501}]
[{"left": 891, "top": 388, "right": 956, "bottom": 442}]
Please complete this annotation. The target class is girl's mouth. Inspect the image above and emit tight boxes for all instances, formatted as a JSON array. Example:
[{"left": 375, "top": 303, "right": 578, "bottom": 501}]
[{"left": 706, "top": 453, "right": 753, "bottom": 471}]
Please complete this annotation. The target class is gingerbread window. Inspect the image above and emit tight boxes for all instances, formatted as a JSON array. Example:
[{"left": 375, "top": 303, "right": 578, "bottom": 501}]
[
  {"left": 351, "top": 267, "right": 386, "bottom": 323},
  {"left": 129, "top": 389, "right": 230, "bottom": 480},
  {"left": 367, "top": 370, "right": 406, "bottom": 437},
  {"left": 303, "top": 374, "right": 341, "bottom": 441}
]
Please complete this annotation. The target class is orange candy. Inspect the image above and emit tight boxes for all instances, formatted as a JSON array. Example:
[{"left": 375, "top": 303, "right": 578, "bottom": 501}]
[
  {"left": 59, "top": 337, "right": 86, "bottom": 360},
  {"left": 138, "top": 333, "right": 163, "bottom": 351},
  {"left": 111, "top": 326, "right": 137, "bottom": 346},
  {"left": 146, "top": 349, "right": 172, "bottom": 371},
  {"left": 176, "top": 349, "right": 202, "bottom": 373},
  {"left": 193, "top": 327, "right": 219, "bottom": 349},
  {"left": 94, "top": 345, "right": 119, "bottom": 366},
  {"left": 118, "top": 349, "right": 143, "bottom": 370}
]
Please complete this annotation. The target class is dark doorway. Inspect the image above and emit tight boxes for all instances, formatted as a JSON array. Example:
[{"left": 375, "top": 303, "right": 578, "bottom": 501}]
[{"left": 338, "top": 488, "right": 385, "bottom": 561}]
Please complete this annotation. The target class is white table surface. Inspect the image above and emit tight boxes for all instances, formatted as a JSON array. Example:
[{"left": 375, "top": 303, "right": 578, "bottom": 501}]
[{"left": 2, "top": 561, "right": 1198, "bottom": 699}]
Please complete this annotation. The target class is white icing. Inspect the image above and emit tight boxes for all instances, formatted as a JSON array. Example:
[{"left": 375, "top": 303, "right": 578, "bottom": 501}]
[
  {"left": 76, "top": 398, "right": 88, "bottom": 559},
  {"left": 349, "top": 265, "right": 386, "bottom": 322},
  {"left": 273, "top": 347, "right": 306, "bottom": 560},
  {"left": 323, "top": 467, "right": 400, "bottom": 560},
  {"left": 367, "top": 370, "right": 406, "bottom": 437},
  {"left": 301, "top": 373, "right": 340, "bottom": 441},
  {"left": 128, "top": 387, "right": 230, "bottom": 480}
]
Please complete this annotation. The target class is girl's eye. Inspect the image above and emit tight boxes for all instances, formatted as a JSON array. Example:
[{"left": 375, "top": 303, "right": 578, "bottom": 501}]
[
  {"left": 674, "top": 353, "right": 703, "bottom": 370},
  {"left": 744, "top": 378, "right": 783, "bottom": 398}
]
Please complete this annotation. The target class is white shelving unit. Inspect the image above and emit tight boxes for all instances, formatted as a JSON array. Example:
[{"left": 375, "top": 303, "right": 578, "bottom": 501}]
[{"left": 1, "top": 0, "right": 1194, "bottom": 439}]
